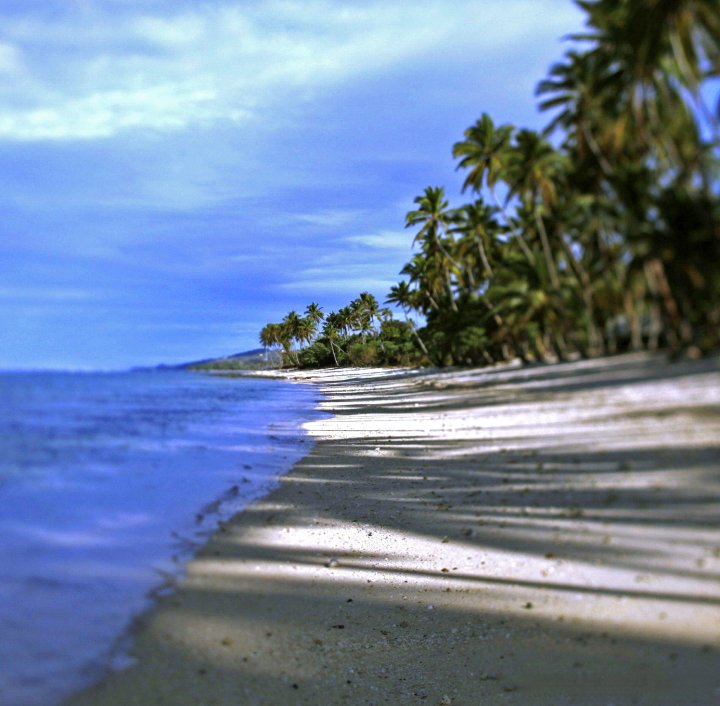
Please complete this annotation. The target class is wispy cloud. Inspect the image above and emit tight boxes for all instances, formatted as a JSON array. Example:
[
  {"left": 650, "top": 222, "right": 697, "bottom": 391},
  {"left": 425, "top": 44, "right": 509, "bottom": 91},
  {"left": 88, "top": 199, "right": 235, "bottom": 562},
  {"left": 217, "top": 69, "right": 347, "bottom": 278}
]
[
  {"left": 0, "top": 286, "right": 101, "bottom": 302},
  {"left": 0, "top": 40, "right": 22, "bottom": 74},
  {"left": 345, "top": 230, "right": 411, "bottom": 251},
  {"left": 0, "top": 1, "right": 580, "bottom": 141},
  {"left": 280, "top": 276, "right": 397, "bottom": 296},
  {"left": 294, "top": 209, "right": 366, "bottom": 228},
  {"left": 279, "top": 260, "right": 398, "bottom": 297}
]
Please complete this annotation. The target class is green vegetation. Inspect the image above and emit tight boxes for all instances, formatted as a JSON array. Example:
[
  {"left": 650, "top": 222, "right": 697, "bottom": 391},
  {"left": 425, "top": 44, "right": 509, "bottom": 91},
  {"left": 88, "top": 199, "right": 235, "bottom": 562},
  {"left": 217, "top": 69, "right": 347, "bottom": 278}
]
[
  {"left": 260, "top": 298, "right": 424, "bottom": 368},
  {"left": 189, "top": 348, "right": 283, "bottom": 371},
  {"left": 262, "top": 0, "right": 719, "bottom": 369}
]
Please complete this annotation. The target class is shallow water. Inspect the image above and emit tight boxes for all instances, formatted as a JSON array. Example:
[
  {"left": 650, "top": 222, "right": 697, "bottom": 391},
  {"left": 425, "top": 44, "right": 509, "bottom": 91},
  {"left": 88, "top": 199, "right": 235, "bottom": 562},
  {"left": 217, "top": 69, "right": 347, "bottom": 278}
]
[{"left": 0, "top": 370, "right": 321, "bottom": 706}]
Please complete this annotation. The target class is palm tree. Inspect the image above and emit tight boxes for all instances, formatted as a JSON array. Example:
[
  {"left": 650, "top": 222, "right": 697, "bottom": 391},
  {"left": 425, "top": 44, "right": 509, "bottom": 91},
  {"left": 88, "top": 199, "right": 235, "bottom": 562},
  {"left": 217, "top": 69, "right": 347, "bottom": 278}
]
[
  {"left": 335, "top": 306, "right": 356, "bottom": 338},
  {"left": 349, "top": 296, "right": 374, "bottom": 344},
  {"left": 405, "top": 187, "right": 460, "bottom": 312},
  {"left": 280, "top": 311, "right": 303, "bottom": 365},
  {"left": 358, "top": 292, "right": 381, "bottom": 333},
  {"left": 573, "top": 0, "right": 718, "bottom": 165},
  {"left": 295, "top": 316, "right": 316, "bottom": 349},
  {"left": 304, "top": 302, "right": 324, "bottom": 327},
  {"left": 386, "top": 281, "right": 429, "bottom": 356},
  {"left": 504, "top": 129, "right": 566, "bottom": 290},
  {"left": 452, "top": 113, "right": 514, "bottom": 200},
  {"left": 400, "top": 253, "right": 444, "bottom": 314},
  {"left": 568, "top": 0, "right": 720, "bottom": 349},
  {"left": 321, "top": 314, "right": 343, "bottom": 367},
  {"left": 451, "top": 199, "right": 502, "bottom": 282},
  {"left": 259, "top": 323, "right": 282, "bottom": 351},
  {"left": 536, "top": 49, "right": 617, "bottom": 177}
]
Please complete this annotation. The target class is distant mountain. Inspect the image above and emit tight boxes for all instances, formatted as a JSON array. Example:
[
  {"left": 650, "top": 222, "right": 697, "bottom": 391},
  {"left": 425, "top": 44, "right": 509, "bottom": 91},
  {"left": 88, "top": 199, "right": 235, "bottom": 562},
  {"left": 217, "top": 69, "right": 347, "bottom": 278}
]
[
  {"left": 153, "top": 348, "right": 283, "bottom": 372},
  {"left": 187, "top": 348, "right": 284, "bottom": 371}
]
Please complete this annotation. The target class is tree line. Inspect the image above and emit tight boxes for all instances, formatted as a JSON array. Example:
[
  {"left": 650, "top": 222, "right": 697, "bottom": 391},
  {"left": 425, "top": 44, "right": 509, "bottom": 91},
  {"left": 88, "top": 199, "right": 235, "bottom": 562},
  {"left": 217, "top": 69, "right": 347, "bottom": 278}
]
[
  {"left": 261, "top": 0, "right": 719, "bottom": 369},
  {"left": 259, "top": 295, "right": 423, "bottom": 368}
]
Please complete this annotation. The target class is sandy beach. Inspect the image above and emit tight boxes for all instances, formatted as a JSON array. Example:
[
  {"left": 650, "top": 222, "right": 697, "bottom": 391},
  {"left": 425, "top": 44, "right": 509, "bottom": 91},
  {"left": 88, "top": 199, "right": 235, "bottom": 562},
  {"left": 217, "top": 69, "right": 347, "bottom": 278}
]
[{"left": 66, "top": 352, "right": 720, "bottom": 706}]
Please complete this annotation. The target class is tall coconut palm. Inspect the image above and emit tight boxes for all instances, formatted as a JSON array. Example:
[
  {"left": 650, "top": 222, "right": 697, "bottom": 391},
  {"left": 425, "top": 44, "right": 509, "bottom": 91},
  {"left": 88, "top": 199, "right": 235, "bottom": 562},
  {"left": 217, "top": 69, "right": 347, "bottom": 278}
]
[
  {"left": 304, "top": 302, "right": 324, "bottom": 327},
  {"left": 386, "top": 281, "right": 429, "bottom": 356},
  {"left": 295, "top": 316, "right": 317, "bottom": 349},
  {"left": 349, "top": 296, "right": 374, "bottom": 344},
  {"left": 357, "top": 292, "right": 380, "bottom": 333},
  {"left": 451, "top": 200, "right": 524, "bottom": 360},
  {"left": 259, "top": 323, "right": 282, "bottom": 351},
  {"left": 280, "top": 310, "right": 303, "bottom": 365},
  {"left": 322, "top": 312, "right": 347, "bottom": 367},
  {"left": 574, "top": 0, "right": 719, "bottom": 161},
  {"left": 405, "top": 187, "right": 460, "bottom": 312},
  {"left": 536, "top": 49, "right": 617, "bottom": 177},
  {"left": 335, "top": 306, "right": 356, "bottom": 338},
  {"left": 452, "top": 113, "right": 514, "bottom": 199},
  {"left": 451, "top": 199, "right": 502, "bottom": 282},
  {"left": 504, "top": 129, "right": 567, "bottom": 290},
  {"left": 400, "top": 253, "right": 445, "bottom": 314}
]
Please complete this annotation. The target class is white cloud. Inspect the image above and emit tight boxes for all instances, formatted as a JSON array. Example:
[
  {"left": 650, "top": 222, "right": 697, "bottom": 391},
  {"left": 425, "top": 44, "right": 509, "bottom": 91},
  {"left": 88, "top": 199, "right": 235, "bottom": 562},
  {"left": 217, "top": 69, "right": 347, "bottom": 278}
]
[
  {"left": 0, "top": 286, "right": 100, "bottom": 302},
  {"left": 279, "top": 259, "right": 399, "bottom": 296},
  {"left": 0, "top": 41, "right": 22, "bottom": 74},
  {"left": 280, "top": 276, "right": 396, "bottom": 295},
  {"left": 0, "top": 83, "right": 222, "bottom": 140},
  {"left": 294, "top": 209, "right": 366, "bottom": 228},
  {"left": 346, "top": 230, "right": 411, "bottom": 251},
  {"left": 0, "top": 1, "right": 581, "bottom": 141}
]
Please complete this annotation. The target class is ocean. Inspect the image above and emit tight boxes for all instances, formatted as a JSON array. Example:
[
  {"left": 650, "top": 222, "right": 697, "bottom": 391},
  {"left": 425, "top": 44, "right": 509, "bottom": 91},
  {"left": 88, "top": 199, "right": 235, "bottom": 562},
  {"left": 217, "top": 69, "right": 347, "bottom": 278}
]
[{"left": 0, "top": 369, "right": 322, "bottom": 706}]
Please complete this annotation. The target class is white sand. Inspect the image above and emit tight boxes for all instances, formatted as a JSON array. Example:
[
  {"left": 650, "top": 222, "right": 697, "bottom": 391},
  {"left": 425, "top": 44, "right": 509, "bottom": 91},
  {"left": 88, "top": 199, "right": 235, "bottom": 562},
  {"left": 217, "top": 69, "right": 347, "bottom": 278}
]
[{"left": 66, "top": 352, "right": 720, "bottom": 706}]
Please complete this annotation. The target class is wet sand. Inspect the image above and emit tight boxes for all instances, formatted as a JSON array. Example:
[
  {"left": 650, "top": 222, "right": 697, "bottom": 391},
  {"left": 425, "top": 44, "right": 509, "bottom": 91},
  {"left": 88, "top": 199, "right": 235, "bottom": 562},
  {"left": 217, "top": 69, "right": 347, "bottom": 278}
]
[{"left": 66, "top": 352, "right": 720, "bottom": 706}]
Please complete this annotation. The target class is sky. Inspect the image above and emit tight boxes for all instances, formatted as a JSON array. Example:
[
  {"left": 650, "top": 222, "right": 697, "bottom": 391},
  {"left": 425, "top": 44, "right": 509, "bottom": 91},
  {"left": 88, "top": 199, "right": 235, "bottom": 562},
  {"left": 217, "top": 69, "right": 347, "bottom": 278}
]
[{"left": 0, "top": 0, "right": 586, "bottom": 370}]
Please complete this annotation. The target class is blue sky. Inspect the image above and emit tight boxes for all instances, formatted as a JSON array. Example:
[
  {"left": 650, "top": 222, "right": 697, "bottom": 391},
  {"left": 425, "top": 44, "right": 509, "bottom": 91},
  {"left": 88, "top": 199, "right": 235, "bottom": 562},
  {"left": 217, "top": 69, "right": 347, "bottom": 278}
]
[{"left": 0, "top": 0, "right": 585, "bottom": 369}]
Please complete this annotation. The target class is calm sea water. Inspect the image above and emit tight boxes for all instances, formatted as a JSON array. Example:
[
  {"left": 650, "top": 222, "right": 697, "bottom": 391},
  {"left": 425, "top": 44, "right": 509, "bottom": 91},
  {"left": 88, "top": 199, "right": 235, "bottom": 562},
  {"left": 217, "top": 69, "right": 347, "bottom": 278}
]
[{"left": 0, "top": 370, "right": 322, "bottom": 706}]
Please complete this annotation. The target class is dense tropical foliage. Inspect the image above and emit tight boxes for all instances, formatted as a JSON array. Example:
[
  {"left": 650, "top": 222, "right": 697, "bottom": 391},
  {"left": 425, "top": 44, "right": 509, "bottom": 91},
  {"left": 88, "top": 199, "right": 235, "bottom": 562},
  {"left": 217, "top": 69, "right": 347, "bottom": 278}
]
[
  {"left": 259, "top": 297, "right": 422, "bottom": 368},
  {"left": 261, "top": 0, "right": 719, "bottom": 369}
]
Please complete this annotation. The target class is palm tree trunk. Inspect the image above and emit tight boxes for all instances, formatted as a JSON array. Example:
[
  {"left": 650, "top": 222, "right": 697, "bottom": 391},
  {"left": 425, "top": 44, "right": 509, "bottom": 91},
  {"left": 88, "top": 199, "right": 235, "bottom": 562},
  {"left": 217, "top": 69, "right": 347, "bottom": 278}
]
[
  {"left": 623, "top": 290, "right": 643, "bottom": 351},
  {"left": 329, "top": 340, "right": 339, "bottom": 366},
  {"left": 477, "top": 238, "right": 493, "bottom": 277},
  {"left": 534, "top": 207, "right": 560, "bottom": 290},
  {"left": 646, "top": 258, "right": 689, "bottom": 348},
  {"left": 559, "top": 236, "right": 604, "bottom": 355},
  {"left": 489, "top": 187, "right": 535, "bottom": 262},
  {"left": 404, "top": 314, "right": 429, "bottom": 356}
]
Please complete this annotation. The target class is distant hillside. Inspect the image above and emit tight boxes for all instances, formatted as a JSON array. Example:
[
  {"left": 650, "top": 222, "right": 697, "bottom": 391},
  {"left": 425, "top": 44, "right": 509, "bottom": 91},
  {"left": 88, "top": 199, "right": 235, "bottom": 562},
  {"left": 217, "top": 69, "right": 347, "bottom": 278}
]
[{"left": 183, "top": 348, "right": 283, "bottom": 371}]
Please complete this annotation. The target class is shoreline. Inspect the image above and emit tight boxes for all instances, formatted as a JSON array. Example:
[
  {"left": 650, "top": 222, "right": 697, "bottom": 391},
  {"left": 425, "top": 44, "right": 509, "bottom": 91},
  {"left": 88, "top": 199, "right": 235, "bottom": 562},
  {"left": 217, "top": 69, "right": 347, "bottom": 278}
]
[{"left": 66, "top": 352, "right": 720, "bottom": 705}]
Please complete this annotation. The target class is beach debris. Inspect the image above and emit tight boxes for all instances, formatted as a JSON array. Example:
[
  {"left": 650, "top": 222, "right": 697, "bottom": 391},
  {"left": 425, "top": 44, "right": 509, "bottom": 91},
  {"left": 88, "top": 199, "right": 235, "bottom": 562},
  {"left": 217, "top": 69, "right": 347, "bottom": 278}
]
[
  {"left": 439, "top": 696, "right": 453, "bottom": 705},
  {"left": 325, "top": 557, "right": 340, "bottom": 568},
  {"left": 523, "top": 602, "right": 534, "bottom": 609},
  {"left": 221, "top": 637, "right": 234, "bottom": 647}
]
